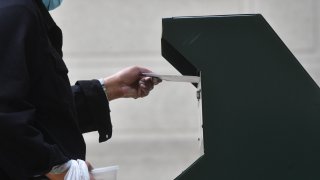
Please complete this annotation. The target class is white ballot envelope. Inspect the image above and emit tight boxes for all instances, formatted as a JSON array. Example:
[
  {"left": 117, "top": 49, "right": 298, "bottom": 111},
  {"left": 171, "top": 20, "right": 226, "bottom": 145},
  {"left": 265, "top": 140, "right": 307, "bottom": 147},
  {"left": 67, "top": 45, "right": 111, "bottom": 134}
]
[{"left": 142, "top": 73, "right": 200, "bottom": 83}]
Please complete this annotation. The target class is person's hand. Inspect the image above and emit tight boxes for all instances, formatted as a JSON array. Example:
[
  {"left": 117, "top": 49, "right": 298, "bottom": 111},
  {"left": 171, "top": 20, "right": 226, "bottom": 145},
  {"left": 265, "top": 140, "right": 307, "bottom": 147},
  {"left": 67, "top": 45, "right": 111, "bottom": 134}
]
[
  {"left": 46, "top": 161, "right": 94, "bottom": 180},
  {"left": 103, "top": 66, "right": 160, "bottom": 101},
  {"left": 46, "top": 172, "right": 66, "bottom": 180}
]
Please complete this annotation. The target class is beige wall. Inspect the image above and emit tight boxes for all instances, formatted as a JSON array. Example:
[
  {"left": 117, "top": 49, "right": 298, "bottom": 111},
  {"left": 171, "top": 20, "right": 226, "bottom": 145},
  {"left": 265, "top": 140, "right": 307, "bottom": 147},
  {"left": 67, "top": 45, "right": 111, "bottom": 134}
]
[{"left": 51, "top": 1, "right": 319, "bottom": 179}]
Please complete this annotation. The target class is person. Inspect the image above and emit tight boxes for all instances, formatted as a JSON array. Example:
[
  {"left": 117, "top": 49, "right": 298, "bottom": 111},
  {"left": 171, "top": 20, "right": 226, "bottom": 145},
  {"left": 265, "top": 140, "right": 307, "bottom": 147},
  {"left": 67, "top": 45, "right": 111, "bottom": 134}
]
[{"left": 0, "top": 0, "right": 159, "bottom": 179}]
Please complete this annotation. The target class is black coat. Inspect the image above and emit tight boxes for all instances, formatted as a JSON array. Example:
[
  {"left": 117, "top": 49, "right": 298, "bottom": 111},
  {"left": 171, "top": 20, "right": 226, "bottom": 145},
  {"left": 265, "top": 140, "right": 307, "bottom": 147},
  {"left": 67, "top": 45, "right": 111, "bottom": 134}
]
[{"left": 0, "top": 0, "right": 112, "bottom": 179}]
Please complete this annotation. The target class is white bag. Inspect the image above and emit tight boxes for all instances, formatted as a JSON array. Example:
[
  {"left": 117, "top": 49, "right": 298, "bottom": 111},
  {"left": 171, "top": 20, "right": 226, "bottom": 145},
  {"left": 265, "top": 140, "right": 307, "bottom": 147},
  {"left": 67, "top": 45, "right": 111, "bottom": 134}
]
[{"left": 64, "top": 159, "right": 90, "bottom": 180}]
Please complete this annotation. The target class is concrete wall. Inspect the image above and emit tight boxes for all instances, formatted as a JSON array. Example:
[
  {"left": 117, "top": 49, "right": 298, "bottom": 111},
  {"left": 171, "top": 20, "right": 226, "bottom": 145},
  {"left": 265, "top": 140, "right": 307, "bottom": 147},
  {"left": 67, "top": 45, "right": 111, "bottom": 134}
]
[{"left": 51, "top": 1, "right": 319, "bottom": 179}]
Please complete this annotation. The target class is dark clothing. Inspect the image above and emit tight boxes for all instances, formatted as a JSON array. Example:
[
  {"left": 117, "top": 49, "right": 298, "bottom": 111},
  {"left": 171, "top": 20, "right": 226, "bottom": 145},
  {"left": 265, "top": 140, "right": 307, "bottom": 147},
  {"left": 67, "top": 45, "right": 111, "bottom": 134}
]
[{"left": 0, "top": 0, "right": 112, "bottom": 179}]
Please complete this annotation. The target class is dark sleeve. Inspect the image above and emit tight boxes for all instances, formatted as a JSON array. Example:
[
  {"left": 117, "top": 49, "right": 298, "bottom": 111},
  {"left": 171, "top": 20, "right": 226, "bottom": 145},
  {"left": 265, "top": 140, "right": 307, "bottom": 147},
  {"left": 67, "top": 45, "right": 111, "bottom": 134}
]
[
  {"left": 72, "top": 80, "right": 113, "bottom": 142},
  {"left": 0, "top": 6, "right": 68, "bottom": 179}
]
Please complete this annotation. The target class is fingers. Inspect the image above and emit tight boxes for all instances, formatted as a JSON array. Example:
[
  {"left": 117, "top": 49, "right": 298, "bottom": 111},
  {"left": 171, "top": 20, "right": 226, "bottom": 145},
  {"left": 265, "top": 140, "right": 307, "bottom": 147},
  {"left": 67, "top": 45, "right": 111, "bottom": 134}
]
[
  {"left": 139, "top": 77, "right": 155, "bottom": 97},
  {"left": 113, "top": 66, "right": 161, "bottom": 99},
  {"left": 86, "top": 161, "right": 93, "bottom": 172},
  {"left": 86, "top": 161, "right": 95, "bottom": 180},
  {"left": 152, "top": 77, "right": 162, "bottom": 85}
]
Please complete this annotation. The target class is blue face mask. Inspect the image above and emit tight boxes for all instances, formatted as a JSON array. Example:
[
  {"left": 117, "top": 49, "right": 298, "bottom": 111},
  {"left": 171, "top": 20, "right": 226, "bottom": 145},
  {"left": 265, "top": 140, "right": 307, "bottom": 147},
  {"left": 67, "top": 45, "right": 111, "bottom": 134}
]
[{"left": 42, "top": 0, "right": 63, "bottom": 11}]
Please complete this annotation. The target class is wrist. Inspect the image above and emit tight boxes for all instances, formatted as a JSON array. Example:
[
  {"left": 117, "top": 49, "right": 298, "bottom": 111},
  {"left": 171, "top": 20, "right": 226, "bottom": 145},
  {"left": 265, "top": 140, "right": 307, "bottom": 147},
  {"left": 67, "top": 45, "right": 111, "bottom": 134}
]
[
  {"left": 49, "top": 160, "right": 71, "bottom": 174},
  {"left": 102, "top": 76, "right": 123, "bottom": 101},
  {"left": 46, "top": 160, "right": 71, "bottom": 179}
]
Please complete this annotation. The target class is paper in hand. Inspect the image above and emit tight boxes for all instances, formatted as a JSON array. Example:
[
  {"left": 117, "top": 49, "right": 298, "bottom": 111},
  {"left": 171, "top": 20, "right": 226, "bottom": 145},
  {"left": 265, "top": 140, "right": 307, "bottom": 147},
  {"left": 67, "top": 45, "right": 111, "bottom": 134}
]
[{"left": 142, "top": 73, "right": 200, "bottom": 83}]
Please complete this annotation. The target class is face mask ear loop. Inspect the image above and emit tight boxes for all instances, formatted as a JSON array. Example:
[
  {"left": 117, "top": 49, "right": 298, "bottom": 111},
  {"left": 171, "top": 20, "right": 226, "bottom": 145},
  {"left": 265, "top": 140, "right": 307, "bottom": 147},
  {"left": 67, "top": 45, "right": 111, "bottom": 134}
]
[{"left": 47, "top": 0, "right": 51, "bottom": 10}]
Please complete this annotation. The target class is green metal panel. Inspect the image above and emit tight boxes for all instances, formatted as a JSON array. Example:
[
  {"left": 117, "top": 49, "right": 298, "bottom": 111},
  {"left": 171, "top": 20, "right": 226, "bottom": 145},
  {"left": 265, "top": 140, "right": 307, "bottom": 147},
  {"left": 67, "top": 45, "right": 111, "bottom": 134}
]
[{"left": 161, "top": 14, "right": 320, "bottom": 180}]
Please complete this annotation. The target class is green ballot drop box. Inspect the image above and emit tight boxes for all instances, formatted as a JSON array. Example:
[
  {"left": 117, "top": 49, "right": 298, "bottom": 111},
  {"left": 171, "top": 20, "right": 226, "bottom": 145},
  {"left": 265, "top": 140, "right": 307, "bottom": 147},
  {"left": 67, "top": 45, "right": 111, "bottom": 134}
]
[{"left": 161, "top": 14, "right": 320, "bottom": 180}]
